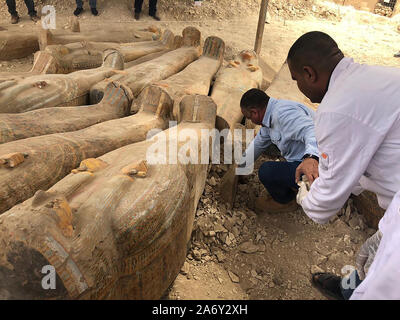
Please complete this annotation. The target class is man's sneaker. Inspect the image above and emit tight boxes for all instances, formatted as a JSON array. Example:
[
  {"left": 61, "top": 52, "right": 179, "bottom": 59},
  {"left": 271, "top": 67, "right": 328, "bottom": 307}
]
[
  {"left": 150, "top": 14, "right": 161, "bottom": 21},
  {"left": 30, "top": 14, "right": 40, "bottom": 23},
  {"left": 311, "top": 272, "right": 344, "bottom": 300},
  {"left": 91, "top": 8, "right": 98, "bottom": 16},
  {"left": 74, "top": 7, "right": 83, "bottom": 16},
  {"left": 134, "top": 12, "right": 140, "bottom": 20},
  {"left": 11, "top": 15, "right": 19, "bottom": 24}
]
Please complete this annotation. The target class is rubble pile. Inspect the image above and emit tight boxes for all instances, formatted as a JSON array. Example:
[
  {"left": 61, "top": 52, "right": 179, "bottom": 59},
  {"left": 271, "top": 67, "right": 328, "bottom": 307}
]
[
  {"left": 176, "top": 152, "right": 375, "bottom": 298},
  {"left": 268, "top": 0, "right": 339, "bottom": 20},
  {"left": 374, "top": 2, "right": 394, "bottom": 17},
  {"left": 0, "top": 0, "right": 340, "bottom": 22}
]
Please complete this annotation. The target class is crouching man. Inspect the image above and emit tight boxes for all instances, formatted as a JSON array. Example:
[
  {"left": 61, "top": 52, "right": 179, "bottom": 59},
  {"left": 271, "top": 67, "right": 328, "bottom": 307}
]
[{"left": 238, "top": 88, "right": 319, "bottom": 213}]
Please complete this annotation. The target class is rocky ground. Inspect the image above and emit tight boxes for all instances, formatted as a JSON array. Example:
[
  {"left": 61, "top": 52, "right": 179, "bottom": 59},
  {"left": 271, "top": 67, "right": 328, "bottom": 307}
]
[
  {"left": 1, "top": 0, "right": 400, "bottom": 300},
  {"left": 164, "top": 156, "right": 374, "bottom": 300}
]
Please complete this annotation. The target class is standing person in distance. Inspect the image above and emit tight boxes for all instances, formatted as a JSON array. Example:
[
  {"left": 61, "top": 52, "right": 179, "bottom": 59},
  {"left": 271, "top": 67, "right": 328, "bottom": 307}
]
[
  {"left": 74, "top": 0, "right": 99, "bottom": 16},
  {"left": 6, "top": 0, "right": 40, "bottom": 24},
  {"left": 134, "top": 0, "right": 160, "bottom": 21}
]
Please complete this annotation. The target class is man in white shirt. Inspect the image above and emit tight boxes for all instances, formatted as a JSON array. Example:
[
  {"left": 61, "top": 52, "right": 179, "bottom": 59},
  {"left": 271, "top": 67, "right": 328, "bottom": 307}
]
[{"left": 287, "top": 31, "right": 400, "bottom": 299}]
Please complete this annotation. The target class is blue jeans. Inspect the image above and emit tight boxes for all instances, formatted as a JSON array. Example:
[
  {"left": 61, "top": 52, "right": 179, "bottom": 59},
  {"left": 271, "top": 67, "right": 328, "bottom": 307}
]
[
  {"left": 134, "top": 0, "right": 158, "bottom": 16},
  {"left": 258, "top": 161, "right": 301, "bottom": 204},
  {"left": 6, "top": 0, "right": 36, "bottom": 16}
]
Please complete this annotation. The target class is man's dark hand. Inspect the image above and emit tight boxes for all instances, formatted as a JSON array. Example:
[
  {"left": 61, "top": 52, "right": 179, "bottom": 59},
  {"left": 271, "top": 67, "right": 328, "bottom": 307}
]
[{"left": 295, "top": 158, "right": 319, "bottom": 185}]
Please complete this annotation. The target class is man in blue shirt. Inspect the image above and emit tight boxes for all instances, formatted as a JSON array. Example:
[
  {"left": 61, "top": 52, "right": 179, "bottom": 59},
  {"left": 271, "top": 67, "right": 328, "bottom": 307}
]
[{"left": 239, "top": 88, "right": 319, "bottom": 213}]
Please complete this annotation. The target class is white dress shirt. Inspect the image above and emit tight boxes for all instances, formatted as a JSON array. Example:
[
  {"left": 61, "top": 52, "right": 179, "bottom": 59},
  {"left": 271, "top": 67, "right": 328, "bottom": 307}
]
[{"left": 302, "top": 57, "right": 400, "bottom": 224}]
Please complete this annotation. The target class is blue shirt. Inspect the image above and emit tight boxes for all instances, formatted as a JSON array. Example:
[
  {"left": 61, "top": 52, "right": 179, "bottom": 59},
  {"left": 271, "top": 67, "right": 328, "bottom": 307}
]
[{"left": 240, "top": 97, "right": 318, "bottom": 169}]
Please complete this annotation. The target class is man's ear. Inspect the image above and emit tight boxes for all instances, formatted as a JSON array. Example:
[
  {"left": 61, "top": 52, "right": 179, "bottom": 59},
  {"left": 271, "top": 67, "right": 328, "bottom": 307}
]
[
  {"left": 249, "top": 108, "right": 258, "bottom": 116},
  {"left": 303, "top": 65, "right": 317, "bottom": 83}
]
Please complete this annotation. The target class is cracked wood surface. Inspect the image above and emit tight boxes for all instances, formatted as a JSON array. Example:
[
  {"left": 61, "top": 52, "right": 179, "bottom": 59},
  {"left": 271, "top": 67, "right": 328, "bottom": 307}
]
[
  {"left": 0, "top": 85, "right": 172, "bottom": 214},
  {"left": 0, "top": 49, "right": 124, "bottom": 114},
  {"left": 151, "top": 35, "right": 225, "bottom": 122},
  {"left": 0, "top": 95, "right": 217, "bottom": 300},
  {"left": 212, "top": 50, "right": 263, "bottom": 130},
  {"left": 40, "top": 29, "right": 175, "bottom": 74},
  {"left": 90, "top": 27, "right": 202, "bottom": 104},
  {"left": 0, "top": 81, "right": 133, "bottom": 144}
]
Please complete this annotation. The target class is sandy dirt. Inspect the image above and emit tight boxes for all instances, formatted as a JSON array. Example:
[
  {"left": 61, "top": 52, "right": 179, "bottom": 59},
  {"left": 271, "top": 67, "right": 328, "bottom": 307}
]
[{"left": 1, "top": 0, "right": 400, "bottom": 300}]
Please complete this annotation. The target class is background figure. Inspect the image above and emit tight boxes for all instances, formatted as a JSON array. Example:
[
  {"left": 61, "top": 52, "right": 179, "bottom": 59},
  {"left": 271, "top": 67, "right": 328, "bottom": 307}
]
[
  {"left": 6, "top": 0, "right": 39, "bottom": 23},
  {"left": 134, "top": 0, "right": 160, "bottom": 20},
  {"left": 74, "top": 0, "right": 98, "bottom": 16}
]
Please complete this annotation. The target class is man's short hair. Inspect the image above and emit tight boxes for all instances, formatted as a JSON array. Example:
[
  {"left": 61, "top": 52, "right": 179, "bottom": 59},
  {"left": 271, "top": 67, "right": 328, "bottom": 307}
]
[
  {"left": 287, "top": 31, "right": 342, "bottom": 71},
  {"left": 240, "top": 88, "right": 270, "bottom": 110}
]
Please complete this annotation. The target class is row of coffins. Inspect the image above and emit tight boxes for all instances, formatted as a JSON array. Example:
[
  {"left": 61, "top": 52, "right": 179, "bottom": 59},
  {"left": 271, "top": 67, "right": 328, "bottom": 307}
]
[
  {"left": 0, "top": 19, "right": 161, "bottom": 61},
  {"left": 0, "top": 25, "right": 266, "bottom": 299}
]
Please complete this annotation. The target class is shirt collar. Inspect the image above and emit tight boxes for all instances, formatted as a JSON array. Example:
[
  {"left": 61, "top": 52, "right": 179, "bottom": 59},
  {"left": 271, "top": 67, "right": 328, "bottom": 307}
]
[
  {"left": 327, "top": 57, "right": 354, "bottom": 92},
  {"left": 262, "top": 97, "right": 276, "bottom": 128}
]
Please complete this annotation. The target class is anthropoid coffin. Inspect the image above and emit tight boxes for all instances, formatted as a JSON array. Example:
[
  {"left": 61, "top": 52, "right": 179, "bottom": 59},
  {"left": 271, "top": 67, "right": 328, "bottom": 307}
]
[
  {"left": 0, "top": 25, "right": 39, "bottom": 60},
  {"left": 90, "top": 26, "right": 202, "bottom": 104},
  {"left": 0, "top": 49, "right": 125, "bottom": 114},
  {"left": 0, "top": 95, "right": 217, "bottom": 299},
  {"left": 150, "top": 35, "right": 225, "bottom": 122},
  {"left": 39, "top": 26, "right": 161, "bottom": 51},
  {"left": 0, "top": 81, "right": 133, "bottom": 144},
  {"left": 211, "top": 50, "right": 263, "bottom": 130},
  {"left": 0, "top": 86, "right": 173, "bottom": 214},
  {"left": 0, "top": 50, "right": 60, "bottom": 82},
  {"left": 41, "top": 29, "right": 175, "bottom": 74}
]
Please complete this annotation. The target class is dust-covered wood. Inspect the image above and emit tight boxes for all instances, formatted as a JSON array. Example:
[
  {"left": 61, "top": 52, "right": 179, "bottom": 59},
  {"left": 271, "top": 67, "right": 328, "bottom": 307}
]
[
  {"left": 266, "top": 61, "right": 317, "bottom": 110},
  {"left": 254, "top": 0, "right": 269, "bottom": 55},
  {"left": 212, "top": 50, "right": 263, "bottom": 130},
  {"left": 41, "top": 29, "right": 175, "bottom": 74},
  {"left": 90, "top": 27, "right": 202, "bottom": 104},
  {"left": 124, "top": 35, "right": 184, "bottom": 69},
  {"left": 0, "top": 50, "right": 124, "bottom": 114},
  {"left": 352, "top": 191, "right": 386, "bottom": 229},
  {"left": 0, "top": 51, "right": 59, "bottom": 82},
  {"left": 0, "top": 82, "right": 133, "bottom": 144},
  {"left": 0, "top": 86, "right": 173, "bottom": 214},
  {"left": 0, "top": 95, "right": 217, "bottom": 300},
  {"left": 39, "top": 26, "right": 161, "bottom": 50},
  {"left": 0, "top": 26, "right": 39, "bottom": 60},
  {"left": 151, "top": 35, "right": 225, "bottom": 122}
]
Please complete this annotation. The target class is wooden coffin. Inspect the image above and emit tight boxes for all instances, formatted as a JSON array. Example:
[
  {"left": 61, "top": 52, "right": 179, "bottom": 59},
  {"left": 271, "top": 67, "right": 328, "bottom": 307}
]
[
  {"left": 0, "top": 49, "right": 124, "bottom": 114},
  {"left": 0, "top": 86, "right": 172, "bottom": 214},
  {"left": 352, "top": 191, "right": 385, "bottom": 229},
  {"left": 0, "top": 51, "right": 59, "bottom": 83},
  {"left": 150, "top": 35, "right": 225, "bottom": 122},
  {"left": 39, "top": 26, "right": 161, "bottom": 51},
  {"left": 210, "top": 50, "right": 263, "bottom": 206},
  {"left": 0, "top": 26, "right": 39, "bottom": 60},
  {"left": 0, "top": 95, "right": 217, "bottom": 300},
  {"left": 0, "top": 81, "right": 133, "bottom": 144},
  {"left": 90, "top": 27, "right": 202, "bottom": 104},
  {"left": 266, "top": 61, "right": 317, "bottom": 111},
  {"left": 124, "top": 35, "right": 184, "bottom": 69},
  {"left": 41, "top": 29, "right": 175, "bottom": 74},
  {"left": 211, "top": 50, "right": 263, "bottom": 130}
]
